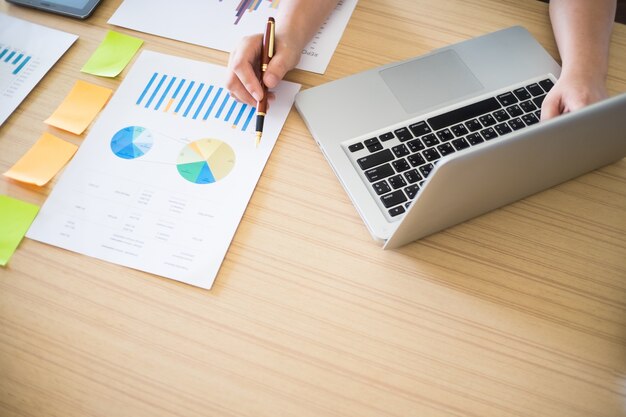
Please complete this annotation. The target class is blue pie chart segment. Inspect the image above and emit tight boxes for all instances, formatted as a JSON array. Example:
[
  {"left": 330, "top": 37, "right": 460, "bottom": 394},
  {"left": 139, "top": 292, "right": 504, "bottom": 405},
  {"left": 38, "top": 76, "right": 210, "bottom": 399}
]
[{"left": 111, "top": 126, "right": 154, "bottom": 159}]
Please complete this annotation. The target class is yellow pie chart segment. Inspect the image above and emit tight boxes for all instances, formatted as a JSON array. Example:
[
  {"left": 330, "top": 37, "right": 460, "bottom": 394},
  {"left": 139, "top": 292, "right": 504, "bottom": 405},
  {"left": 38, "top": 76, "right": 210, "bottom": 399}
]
[{"left": 176, "top": 139, "right": 235, "bottom": 184}]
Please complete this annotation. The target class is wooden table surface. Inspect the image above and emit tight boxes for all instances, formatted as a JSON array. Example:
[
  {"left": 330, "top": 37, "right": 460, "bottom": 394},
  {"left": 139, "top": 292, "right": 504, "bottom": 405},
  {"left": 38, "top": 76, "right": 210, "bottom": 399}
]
[{"left": 1, "top": 1, "right": 625, "bottom": 416}]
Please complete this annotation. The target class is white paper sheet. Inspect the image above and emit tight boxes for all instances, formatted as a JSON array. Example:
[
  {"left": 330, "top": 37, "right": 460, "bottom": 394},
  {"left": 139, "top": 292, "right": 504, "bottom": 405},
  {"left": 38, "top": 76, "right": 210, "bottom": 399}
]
[
  {"left": 27, "top": 50, "right": 300, "bottom": 289},
  {"left": 0, "top": 13, "right": 78, "bottom": 126},
  {"left": 108, "top": 0, "right": 358, "bottom": 74}
]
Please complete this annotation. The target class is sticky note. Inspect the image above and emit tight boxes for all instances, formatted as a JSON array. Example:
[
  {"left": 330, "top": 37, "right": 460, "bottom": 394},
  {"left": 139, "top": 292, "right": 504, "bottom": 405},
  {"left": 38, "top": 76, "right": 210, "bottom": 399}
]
[
  {"left": 0, "top": 195, "right": 39, "bottom": 266},
  {"left": 45, "top": 80, "right": 112, "bottom": 134},
  {"left": 4, "top": 132, "right": 78, "bottom": 186},
  {"left": 81, "top": 30, "right": 143, "bottom": 77}
]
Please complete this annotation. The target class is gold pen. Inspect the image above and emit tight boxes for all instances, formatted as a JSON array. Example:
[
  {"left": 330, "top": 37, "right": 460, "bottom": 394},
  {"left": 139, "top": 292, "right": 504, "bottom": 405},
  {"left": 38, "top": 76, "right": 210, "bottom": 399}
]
[{"left": 255, "top": 17, "right": 275, "bottom": 147}]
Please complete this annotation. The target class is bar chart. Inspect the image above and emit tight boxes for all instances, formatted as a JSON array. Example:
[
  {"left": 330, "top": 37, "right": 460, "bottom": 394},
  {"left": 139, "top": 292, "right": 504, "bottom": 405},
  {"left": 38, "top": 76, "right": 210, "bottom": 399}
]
[
  {"left": 0, "top": 46, "right": 32, "bottom": 75},
  {"left": 136, "top": 72, "right": 256, "bottom": 132},
  {"left": 231, "top": 0, "right": 281, "bottom": 25}
]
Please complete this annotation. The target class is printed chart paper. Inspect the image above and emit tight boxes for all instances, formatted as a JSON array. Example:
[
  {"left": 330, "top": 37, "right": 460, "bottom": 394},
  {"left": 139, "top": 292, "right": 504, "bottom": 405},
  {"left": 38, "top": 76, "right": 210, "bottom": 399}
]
[
  {"left": 0, "top": 13, "right": 78, "bottom": 126},
  {"left": 27, "top": 51, "right": 300, "bottom": 289},
  {"left": 108, "top": 0, "right": 358, "bottom": 74}
]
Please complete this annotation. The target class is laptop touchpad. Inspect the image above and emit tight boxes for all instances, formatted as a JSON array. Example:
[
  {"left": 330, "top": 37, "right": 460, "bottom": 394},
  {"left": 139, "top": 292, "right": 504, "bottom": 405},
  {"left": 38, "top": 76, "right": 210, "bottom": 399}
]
[{"left": 379, "top": 49, "right": 484, "bottom": 114}]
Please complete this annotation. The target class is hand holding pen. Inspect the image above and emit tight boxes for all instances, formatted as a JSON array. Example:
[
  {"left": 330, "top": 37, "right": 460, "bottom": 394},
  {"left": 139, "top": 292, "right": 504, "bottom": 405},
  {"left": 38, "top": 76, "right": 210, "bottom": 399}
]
[{"left": 255, "top": 17, "right": 275, "bottom": 147}]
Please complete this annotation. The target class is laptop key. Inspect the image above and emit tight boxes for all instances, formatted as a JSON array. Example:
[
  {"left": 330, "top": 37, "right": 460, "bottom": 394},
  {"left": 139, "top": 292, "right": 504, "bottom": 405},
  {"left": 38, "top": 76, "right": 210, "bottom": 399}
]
[
  {"left": 538, "top": 78, "right": 554, "bottom": 92},
  {"left": 437, "top": 142, "right": 455, "bottom": 156},
  {"left": 381, "top": 190, "right": 407, "bottom": 208},
  {"left": 496, "top": 92, "right": 518, "bottom": 106},
  {"left": 364, "top": 163, "right": 394, "bottom": 182},
  {"left": 465, "top": 133, "right": 484, "bottom": 145},
  {"left": 494, "top": 122, "right": 512, "bottom": 135},
  {"left": 404, "top": 184, "right": 420, "bottom": 199},
  {"left": 379, "top": 132, "right": 395, "bottom": 142},
  {"left": 357, "top": 149, "right": 394, "bottom": 169},
  {"left": 408, "top": 153, "right": 426, "bottom": 167},
  {"left": 394, "top": 127, "right": 413, "bottom": 142},
  {"left": 407, "top": 138, "right": 425, "bottom": 152},
  {"left": 427, "top": 97, "right": 501, "bottom": 130},
  {"left": 409, "top": 121, "right": 431, "bottom": 137},
  {"left": 452, "top": 137, "right": 470, "bottom": 150},
  {"left": 513, "top": 87, "right": 531, "bottom": 101},
  {"left": 480, "top": 127, "right": 498, "bottom": 140},
  {"left": 508, "top": 117, "right": 525, "bottom": 130},
  {"left": 404, "top": 169, "right": 422, "bottom": 183},
  {"left": 519, "top": 100, "right": 537, "bottom": 113},
  {"left": 526, "top": 83, "right": 544, "bottom": 96},
  {"left": 373, "top": 180, "right": 391, "bottom": 195},
  {"left": 479, "top": 114, "right": 496, "bottom": 127},
  {"left": 522, "top": 113, "right": 539, "bottom": 125},
  {"left": 392, "top": 144, "right": 410, "bottom": 157},
  {"left": 436, "top": 128, "right": 454, "bottom": 142},
  {"left": 422, "top": 133, "right": 439, "bottom": 147},
  {"left": 389, "top": 175, "right": 407, "bottom": 189},
  {"left": 419, "top": 163, "right": 434, "bottom": 178},
  {"left": 493, "top": 109, "right": 510, "bottom": 122},
  {"left": 506, "top": 104, "right": 523, "bottom": 117},
  {"left": 348, "top": 142, "right": 364, "bottom": 152},
  {"left": 364, "top": 137, "right": 379, "bottom": 147},
  {"left": 392, "top": 158, "right": 411, "bottom": 172},
  {"left": 364, "top": 137, "right": 382, "bottom": 152},
  {"left": 534, "top": 109, "right": 542, "bottom": 120},
  {"left": 465, "top": 119, "right": 482, "bottom": 132},
  {"left": 451, "top": 124, "right": 469, "bottom": 137},
  {"left": 533, "top": 94, "right": 546, "bottom": 108},
  {"left": 423, "top": 148, "right": 441, "bottom": 162},
  {"left": 388, "top": 205, "right": 406, "bottom": 217}
]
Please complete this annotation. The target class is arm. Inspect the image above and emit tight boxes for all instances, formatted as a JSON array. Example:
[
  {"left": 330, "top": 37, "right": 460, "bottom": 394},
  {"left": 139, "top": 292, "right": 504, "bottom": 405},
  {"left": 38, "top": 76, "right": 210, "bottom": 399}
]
[
  {"left": 541, "top": 0, "right": 617, "bottom": 120},
  {"left": 226, "top": 0, "right": 340, "bottom": 106}
]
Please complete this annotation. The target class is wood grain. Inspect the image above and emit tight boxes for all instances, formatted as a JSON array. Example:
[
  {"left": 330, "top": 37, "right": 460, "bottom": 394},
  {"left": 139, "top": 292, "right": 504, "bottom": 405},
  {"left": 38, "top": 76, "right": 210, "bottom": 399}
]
[{"left": 1, "top": 1, "right": 625, "bottom": 416}]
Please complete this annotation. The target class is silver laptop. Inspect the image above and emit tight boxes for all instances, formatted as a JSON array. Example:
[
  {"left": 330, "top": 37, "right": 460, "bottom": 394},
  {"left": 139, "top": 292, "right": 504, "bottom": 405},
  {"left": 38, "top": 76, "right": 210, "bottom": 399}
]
[{"left": 294, "top": 26, "right": 626, "bottom": 249}]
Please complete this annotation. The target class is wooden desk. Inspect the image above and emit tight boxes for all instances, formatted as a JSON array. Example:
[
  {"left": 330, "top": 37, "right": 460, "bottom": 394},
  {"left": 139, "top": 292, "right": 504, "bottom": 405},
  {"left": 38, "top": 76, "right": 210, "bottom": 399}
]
[{"left": 1, "top": 1, "right": 625, "bottom": 416}]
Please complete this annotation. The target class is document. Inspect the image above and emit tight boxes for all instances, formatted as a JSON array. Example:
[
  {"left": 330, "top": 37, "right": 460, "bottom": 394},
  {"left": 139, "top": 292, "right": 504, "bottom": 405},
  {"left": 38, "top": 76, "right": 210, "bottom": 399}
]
[
  {"left": 27, "top": 51, "right": 300, "bottom": 289},
  {"left": 0, "top": 13, "right": 78, "bottom": 126},
  {"left": 108, "top": 0, "right": 358, "bottom": 74}
]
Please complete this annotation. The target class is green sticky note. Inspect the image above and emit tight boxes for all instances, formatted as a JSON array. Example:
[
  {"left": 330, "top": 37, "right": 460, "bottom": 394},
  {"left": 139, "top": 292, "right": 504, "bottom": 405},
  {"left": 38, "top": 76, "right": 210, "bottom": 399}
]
[
  {"left": 0, "top": 195, "right": 39, "bottom": 266},
  {"left": 81, "top": 30, "right": 143, "bottom": 77}
]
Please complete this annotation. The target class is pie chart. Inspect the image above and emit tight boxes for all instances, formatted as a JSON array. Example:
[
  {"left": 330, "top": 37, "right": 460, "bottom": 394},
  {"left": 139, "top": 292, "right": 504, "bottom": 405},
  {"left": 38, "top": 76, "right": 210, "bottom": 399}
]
[
  {"left": 176, "top": 139, "right": 236, "bottom": 184},
  {"left": 111, "top": 126, "right": 154, "bottom": 159}
]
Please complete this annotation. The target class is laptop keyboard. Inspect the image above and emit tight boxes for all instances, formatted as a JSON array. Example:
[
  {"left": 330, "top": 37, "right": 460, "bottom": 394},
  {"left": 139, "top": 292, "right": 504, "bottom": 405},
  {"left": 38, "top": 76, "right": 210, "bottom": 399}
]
[{"left": 346, "top": 76, "right": 555, "bottom": 220}]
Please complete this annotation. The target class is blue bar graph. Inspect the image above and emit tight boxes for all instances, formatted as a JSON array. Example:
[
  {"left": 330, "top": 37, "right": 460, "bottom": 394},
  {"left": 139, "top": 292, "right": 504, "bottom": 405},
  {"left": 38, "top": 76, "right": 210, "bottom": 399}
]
[
  {"left": 0, "top": 46, "right": 33, "bottom": 75},
  {"left": 135, "top": 72, "right": 256, "bottom": 132}
]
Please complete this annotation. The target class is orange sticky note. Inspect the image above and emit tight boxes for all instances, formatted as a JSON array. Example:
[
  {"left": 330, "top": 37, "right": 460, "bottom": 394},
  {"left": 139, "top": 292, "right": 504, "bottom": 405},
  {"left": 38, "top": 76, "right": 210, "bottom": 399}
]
[
  {"left": 45, "top": 80, "right": 112, "bottom": 134},
  {"left": 4, "top": 132, "right": 78, "bottom": 186}
]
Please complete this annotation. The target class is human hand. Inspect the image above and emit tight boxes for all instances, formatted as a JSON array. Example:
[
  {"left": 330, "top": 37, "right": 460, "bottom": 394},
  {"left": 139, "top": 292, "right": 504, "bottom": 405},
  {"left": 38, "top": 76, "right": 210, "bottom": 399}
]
[
  {"left": 540, "top": 73, "right": 608, "bottom": 121},
  {"left": 226, "top": 32, "right": 301, "bottom": 106}
]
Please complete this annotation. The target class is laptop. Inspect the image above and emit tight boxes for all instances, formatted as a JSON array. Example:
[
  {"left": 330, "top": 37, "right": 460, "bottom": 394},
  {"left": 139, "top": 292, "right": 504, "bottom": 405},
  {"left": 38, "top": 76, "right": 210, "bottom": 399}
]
[{"left": 294, "top": 26, "right": 626, "bottom": 249}]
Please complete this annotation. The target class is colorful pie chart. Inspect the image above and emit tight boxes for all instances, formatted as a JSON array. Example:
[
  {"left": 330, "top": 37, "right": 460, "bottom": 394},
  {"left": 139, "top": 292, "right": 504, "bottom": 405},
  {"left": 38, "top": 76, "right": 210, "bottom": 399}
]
[
  {"left": 111, "top": 126, "right": 154, "bottom": 159},
  {"left": 176, "top": 139, "right": 236, "bottom": 184}
]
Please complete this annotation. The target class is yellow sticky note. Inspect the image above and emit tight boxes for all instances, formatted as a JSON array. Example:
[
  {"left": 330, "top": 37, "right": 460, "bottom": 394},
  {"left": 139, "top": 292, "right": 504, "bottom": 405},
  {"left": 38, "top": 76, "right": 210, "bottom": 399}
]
[
  {"left": 45, "top": 80, "right": 112, "bottom": 134},
  {"left": 4, "top": 132, "right": 78, "bottom": 186}
]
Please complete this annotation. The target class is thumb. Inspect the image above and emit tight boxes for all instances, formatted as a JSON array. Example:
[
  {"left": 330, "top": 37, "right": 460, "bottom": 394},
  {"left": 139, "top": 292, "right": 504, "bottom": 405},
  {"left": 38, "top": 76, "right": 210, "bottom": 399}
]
[{"left": 540, "top": 91, "right": 562, "bottom": 121}]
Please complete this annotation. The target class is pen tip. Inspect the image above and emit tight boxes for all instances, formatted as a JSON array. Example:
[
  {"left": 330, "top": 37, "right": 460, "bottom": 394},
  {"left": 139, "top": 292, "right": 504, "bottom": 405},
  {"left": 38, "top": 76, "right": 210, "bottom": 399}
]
[{"left": 255, "top": 132, "right": 261, "bottom": 147}]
